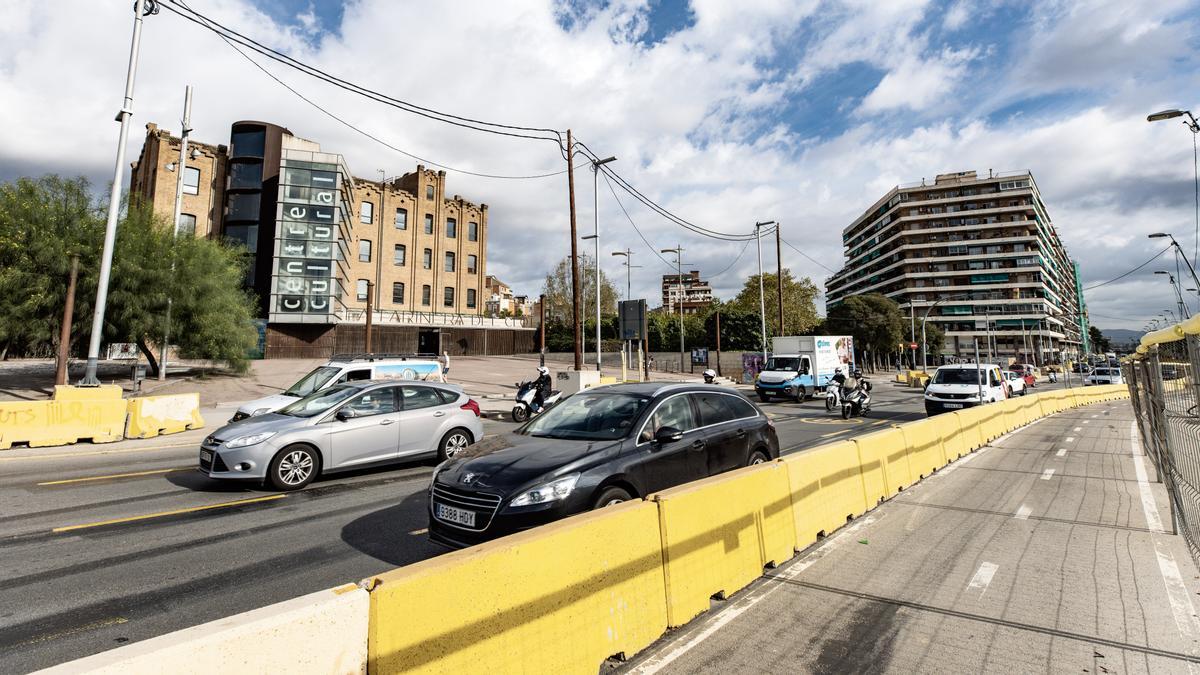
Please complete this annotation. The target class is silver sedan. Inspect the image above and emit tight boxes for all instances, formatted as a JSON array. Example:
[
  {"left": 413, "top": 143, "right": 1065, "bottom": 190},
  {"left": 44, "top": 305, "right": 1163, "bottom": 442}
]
[{"left": 199, "top": 380, "right": 484, "bottom": 490}]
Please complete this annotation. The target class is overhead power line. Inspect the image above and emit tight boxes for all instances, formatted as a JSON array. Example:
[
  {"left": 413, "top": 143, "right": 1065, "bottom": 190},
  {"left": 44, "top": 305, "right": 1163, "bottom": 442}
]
[
  {"left": 779, "top": 236, "right": 836, "bottom": 273},
  {"left": 1082, "top": 245, "right": 1172, "bottom": 291},
  {"left": 600, "top": 172, "right": 676, "bottom": 270}
]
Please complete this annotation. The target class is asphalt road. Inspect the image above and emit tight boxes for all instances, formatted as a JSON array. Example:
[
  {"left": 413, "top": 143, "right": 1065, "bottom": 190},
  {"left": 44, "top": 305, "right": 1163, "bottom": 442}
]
[{"left": 0, "top": 379, "right": 1067, "bottom": 672}]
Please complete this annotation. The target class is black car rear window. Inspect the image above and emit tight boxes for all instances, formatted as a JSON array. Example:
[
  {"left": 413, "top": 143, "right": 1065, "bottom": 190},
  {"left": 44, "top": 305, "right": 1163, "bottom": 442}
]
[{"left": 521, "top": 392, "right": 650, "bottom": 441}]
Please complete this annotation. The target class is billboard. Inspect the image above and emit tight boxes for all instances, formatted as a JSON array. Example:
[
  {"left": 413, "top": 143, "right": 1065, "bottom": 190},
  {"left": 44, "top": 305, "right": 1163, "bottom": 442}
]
[{"left": 619, "top": 300, "right": 647, "bottom": 340}]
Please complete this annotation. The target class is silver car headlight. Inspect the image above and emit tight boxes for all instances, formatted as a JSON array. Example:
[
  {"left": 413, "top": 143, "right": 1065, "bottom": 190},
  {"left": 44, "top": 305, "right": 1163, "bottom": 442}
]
[
  {"left": 509, "top": 474, "right": 580, "bottom": 507},
  {"left": 251, "top": 407, "right": 273, "bottom": 417},
  {"left": 225, "top": 431, "right": 276, "bottom": 449}
]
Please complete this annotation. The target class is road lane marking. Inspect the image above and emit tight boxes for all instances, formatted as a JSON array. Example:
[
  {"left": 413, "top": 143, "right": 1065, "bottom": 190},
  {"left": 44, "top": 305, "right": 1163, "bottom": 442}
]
[
  {"left": 0, "top": 441, "right": 197, "bottom": 462},
  {"left": 819, "top": 429, "right": 851, "bottom": 439},
  {"left": 1073, "top": 427, "right": 1082, "bottom": 432},
  {"left": 14, "top": 616, "right": 128, "bottom": 648},
  {"left": 1014, "top": 505, "right": 1032, "bottom": 520},
  {"left": 37, "top": 467, "right": 192, "bottom": 486},
  {"left": 1083, "top": 421, "right": 1089, "bottom": 424},
  {"left": 408, "top": 528, "right": 428, "bottom": 535},
  {"left": 1130, "top": 421, "right": 1200, "bottom": 651},
  {"left": 1041, "top": 469, "right": 1056, "bottom": 480},
  {"left": 52, "top": 495, "right": 286, "bottom": 533},
  {"left": 1065, "top": 437, "right": 1075, "bottom": 442},
  {"left": 967, "top": 562, "right": 999, "bottom": 596},
  {"left": 1056, "top": 449, "right": 1067, "bottom": 457}
]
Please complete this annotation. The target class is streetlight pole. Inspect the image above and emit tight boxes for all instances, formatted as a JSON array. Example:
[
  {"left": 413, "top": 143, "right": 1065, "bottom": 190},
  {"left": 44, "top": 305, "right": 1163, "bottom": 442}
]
[
  {"left": 1149, "top": 233, "right": 1200, "bottom": 305},
  {"left": 588, "top": 156, "right": 616, "bottom": 372},
  {"left": 1147, "top": 109, "right": 1200, "bottom": 261},
  {"left": 611, "top": 249, "right": 635, "bottom": 301},
  {"left": 1155, "top": 270, "right": 1189, "bottom": 323},
  {"left": 754, "top": 221, "right": 776, "bottom": 362},
  {"left": 81, "top": 0, "right": 155, "bottom": 385},
  {"left": 661, "top": 246, "right": 686, "bottom": 372},
  {"left": 160, "top": 84, "right": 192, "bottom": 381}
]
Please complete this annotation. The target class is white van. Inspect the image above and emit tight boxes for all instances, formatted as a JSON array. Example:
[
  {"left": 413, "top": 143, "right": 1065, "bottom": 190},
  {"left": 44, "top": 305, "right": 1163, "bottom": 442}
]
[
  {"left": 924, "top": 363, "right": 1007, "bottom": 416},
  {"left": 1086, "top": 367, "right": 1124, "bottom": 386},
  {"left": 232, "top": 353, "right": 445, "bottom": 421}
]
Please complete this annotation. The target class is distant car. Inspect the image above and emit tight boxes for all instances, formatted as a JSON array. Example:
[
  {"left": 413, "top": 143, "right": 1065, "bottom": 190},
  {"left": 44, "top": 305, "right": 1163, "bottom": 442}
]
[
  {"left": 1086, "top": 367, "right": 1124, "bottom": 386},
  {"left": 1162, "top": 364, "right": 1182, "bottom": 380},
  {"left": 1072, "top": 363, "right": 1092, "bottom": 374},
  {"left": 1002, "top": 371, "right": 1027, "bottom": 397},
  {"left": 924, "top": 364, "right": 1007, "bottom": 415},
  {"left": 428, "top": 383, "right": 779, "bottom": 549},
  {"left": 201, "top": 380, "right": 482, "bottom": 490}
]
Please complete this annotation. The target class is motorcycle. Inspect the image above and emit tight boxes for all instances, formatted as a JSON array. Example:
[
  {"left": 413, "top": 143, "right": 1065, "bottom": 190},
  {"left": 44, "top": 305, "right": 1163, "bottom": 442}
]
[
  {"left": 511, "top": 380, "right": 562, "bottom": 423},
  {"left": 841, "top": 381, "right": 872, "bottom": 419},
  {"left": 825, "top": 383, "right": 842, "bottom": 412}
]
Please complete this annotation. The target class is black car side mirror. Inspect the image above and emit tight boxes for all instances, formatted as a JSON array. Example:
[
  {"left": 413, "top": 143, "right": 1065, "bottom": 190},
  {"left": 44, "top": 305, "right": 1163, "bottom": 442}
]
[
  {"left": 654, "top": 426, "right": 684, "bottom": 444},
  {"left": 335, "top": 408, "right": 358, "bottom": 422}
]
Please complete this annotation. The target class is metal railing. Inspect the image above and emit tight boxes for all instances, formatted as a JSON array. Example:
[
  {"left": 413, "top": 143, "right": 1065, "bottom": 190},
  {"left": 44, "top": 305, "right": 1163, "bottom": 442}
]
[{"left": 1124, "top": 318, "right": 1200, "bottom": 562}]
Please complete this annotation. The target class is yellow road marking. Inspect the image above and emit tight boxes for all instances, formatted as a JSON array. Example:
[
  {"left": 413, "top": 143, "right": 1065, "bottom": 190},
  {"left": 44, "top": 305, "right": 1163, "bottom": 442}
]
[
  {"left": 14, "top": 617, "right": 128, "bottom": 647},
  {"left": 52, "top": 495, "right": 286, "bottom": 533},
  {"left": 0, "top": 441, "right": 198, "bottom": 462},
  {"left": 38, "top": 467, "right": 192, "bottom": 486},
  {"left": 409, "top": 528, "right": 428, "bottom": 535},
  {"left": 819, "top": 429, "right": 851, "bottom": 438}
]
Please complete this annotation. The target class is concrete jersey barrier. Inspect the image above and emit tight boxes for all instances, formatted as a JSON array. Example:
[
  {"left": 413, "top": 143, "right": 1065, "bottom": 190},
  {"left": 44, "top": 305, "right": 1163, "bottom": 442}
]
[{"left": 125, "top": 393, "right": 205, "bottom": 439}]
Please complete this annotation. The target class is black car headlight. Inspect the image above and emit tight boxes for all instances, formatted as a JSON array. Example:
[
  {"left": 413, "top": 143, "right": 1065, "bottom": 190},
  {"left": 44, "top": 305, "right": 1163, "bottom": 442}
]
[{"left": 509, "top": 474, "right": 580, "bottom": 507}]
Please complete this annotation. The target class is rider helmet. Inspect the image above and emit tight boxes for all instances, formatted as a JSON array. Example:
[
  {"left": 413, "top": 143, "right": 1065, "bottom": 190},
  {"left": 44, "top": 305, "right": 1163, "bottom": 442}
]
[{"left": 537, "top": 366, "right": 549, "bottom": 376}]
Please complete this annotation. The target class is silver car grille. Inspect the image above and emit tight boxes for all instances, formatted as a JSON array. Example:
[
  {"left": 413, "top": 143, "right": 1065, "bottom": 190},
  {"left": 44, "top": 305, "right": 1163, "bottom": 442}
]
[{"left": 431, "top": 483, "right": 502, "bottom": 531}]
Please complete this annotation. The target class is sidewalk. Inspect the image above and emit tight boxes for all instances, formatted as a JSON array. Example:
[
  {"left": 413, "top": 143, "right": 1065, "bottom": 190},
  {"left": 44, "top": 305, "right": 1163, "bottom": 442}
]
[{"left": 624, "top": 400, "right": 1200, "bottom": 674}]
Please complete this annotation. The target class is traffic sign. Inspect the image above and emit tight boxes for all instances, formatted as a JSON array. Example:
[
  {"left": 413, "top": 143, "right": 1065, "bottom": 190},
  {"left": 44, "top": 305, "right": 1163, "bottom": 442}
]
[{"left": 909, "top": 342, "right": 918, "bottom": 349}]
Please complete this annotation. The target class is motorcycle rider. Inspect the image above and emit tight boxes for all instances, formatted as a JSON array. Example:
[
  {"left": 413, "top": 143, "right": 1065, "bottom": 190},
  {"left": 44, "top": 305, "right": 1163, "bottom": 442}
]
[
  {"left": 533, "top": 366, "right": 552, "bottom": 410},
  {"left": 702, "top": 368, "right": 717, "bottom": 384}
]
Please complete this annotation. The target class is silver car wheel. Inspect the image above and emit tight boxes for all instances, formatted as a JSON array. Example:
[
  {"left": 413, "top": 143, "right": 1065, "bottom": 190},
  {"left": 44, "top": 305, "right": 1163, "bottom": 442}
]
[
  {"left": 279, "top": 450, "right": 314, "bottom": 486},
  {"left": 602, "top": 497, "right": 625, "bottom": 507},
  {"left": 444, "top": 432, "right": 470, "bottom": 458}
]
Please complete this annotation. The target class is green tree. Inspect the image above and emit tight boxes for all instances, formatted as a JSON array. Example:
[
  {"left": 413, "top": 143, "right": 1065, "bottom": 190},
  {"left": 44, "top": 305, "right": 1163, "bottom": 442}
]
[
  {"left": 729, "top": 269, "right": 820, "bottom": 338},
  {"left": 902, "top": 320, "right": 946, "bottom": 367},
  {"left": 1089, "top": 325, "right": 1111, "bottom": 353},
  {"left": 704, "top": 303, "right": 763, "bottom": 351},
  {"left": 824, "top": 294, "right": 905, "bottom": 370},
  {"left": 541, "top": 253, "right": 619, "bottom": 323}
]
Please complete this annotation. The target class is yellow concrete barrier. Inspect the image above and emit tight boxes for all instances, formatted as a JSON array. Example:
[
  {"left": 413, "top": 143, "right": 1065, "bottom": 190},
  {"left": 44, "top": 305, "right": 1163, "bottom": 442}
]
[
  {"left": 994, "top": 397, "right": 1022, "bottom": 433},
  {"left": 653, "top": 462, "right": 793, "bottom": 627},
  {"left": 365, "top": 501, "right": 668, "bottom": 673},
  {"left": 937, "top": 412, "right": 968, "bottom": 460},
  {"left": 53, "top": 384, "right": 123, "bottom": 400},
  {"left": 37, "top": 584, "right": 368, "bottom": 674},
  {"left": 125, "top": 393, "right": 205, "bottom": 439},
  {"left": 0, "top": 398, "right": 127, "bottom": 450},
  {"left": 783, "top": 440, "right": 867, "bottom": 547},
  {"left": 974, "top": 403, "right": 1009, "bottom": 442},
  {"left": 895, "top": 372, "right": 907, "bottom": 383},
  {"left": 853, "top": 427, "right": 911, "bottom": 499},
  {"left": 950, "top": 408, "right": 985, "bottom": 453},
  {"left": 897, "top": 418, "right": 946, "bottom": 479}
]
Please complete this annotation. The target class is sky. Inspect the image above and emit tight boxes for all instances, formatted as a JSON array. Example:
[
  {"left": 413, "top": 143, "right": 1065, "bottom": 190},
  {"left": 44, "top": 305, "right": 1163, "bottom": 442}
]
[{"left": 2, "top": 0, "right": 1199, "bottom": 332}]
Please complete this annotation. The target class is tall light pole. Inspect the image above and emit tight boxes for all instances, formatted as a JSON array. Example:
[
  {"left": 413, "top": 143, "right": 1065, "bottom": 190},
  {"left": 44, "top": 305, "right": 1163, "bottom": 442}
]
[
  {"left": 1149, "top": 233, "right": 1200, "bottom": 304},
  {"left": 1154, "top": 270, "right": 1189, "bottom": 321},
  {"left": 585, "top": 156, "right": 617, "bottom": 372},
  {"left": 754, "top": 221, "right": 776, "bottom": 361},
  {"left": 1147, "top": 109, "right": 1200, "bottom": 261},
  {"left": 159, "top": 84, "right": 193, "bottom": 381},
  {"left": 661, "top": 247, "right": 686, "bottom": 372},
  {"left": 82, "top": 0, "right": 156, "bottom": 385},
  {"left": 611, "top": 249, "right": 637, "bottom": 301}
]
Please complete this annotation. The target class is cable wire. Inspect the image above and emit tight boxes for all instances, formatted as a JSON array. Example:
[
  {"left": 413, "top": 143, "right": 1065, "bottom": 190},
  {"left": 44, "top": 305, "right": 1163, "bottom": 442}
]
[
  {"left": 708, "top": 240, "right": 752, "bottom": 279},
  {"left": 779, "top": 236, "right": 836, "bottom": 273},
  {"left": 1082, "top": 245, "right": 1172, "bottom": 291},
  {"left": 600, "top": 172, "right": 676, "bottom": 270}
]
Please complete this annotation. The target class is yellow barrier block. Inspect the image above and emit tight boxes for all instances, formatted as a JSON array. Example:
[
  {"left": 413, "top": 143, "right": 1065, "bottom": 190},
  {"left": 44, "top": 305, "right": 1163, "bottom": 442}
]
[
  {"left": 53, "top": 384, "right": 123, "bottom": 400},
  {"left": 653, "top": 463, "right": 794, "bottom": 627},
  {"left": 938, "top": 413, "right": 968, "bottom": 460},
  {"left": 995, "top": 398, "right": 1023, "bottom": 433},
  {"left": 895, "top": 372, "right": 907, "bottom": 383},
  {"left": 783, "top": 440, "right": 867, "bottom": 547},
  {"left": 974, "top": 403, "right": 1009, "bottom": 442},
  {"left": 125, "top": 393, "right": 205, "bottom": 439},
  {"left": 950, "top": 408, "right": 985, "bottom": 453},
  {"left": 897, "top": 418, "right": 945, "bottom": 479},
  {"left": 853, "top": 427, "right": 910, "bottom": 500},
  {"left": 0, "top": 399, "right": 127, "bottom": 450},
  {"left": 366, "top": 501, "right": 667, "bottom": 674}
]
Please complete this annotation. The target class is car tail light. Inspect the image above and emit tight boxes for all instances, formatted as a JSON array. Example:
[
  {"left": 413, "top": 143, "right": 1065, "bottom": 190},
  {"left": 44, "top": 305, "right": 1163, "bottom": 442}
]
[{"left": 461, "top": 399, "right": 481, "bottom": 417}]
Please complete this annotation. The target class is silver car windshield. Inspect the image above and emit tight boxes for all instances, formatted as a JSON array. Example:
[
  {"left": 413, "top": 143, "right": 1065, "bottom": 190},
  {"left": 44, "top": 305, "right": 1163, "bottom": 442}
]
[
  {"left": 284, "top": 366, "right": 342, "bottom": 397},
  {"left": 520, "top": 392, "right": 650, "bottom": 441},
  {"left": 278, "top": 384, "right": 361, "bottom": 418}
]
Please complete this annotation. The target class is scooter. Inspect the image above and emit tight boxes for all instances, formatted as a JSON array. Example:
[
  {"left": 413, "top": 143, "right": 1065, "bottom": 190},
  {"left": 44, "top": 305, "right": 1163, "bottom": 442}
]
[
  {"left": 511, "top": 380, "right": 562, "bottom": 423},
  {"left": 841, "top": 381, "right": 872, "bottom": 419},
  {"left": 825, "top": 384, "right": 841, "bottom": 412}
]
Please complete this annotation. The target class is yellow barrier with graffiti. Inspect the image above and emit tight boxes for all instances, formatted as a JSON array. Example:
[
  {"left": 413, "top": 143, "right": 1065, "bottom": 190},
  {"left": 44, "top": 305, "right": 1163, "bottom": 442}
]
[
  {"left": 125, "top": 393, "right": 205, "bottom": 439},
  {"left": 0, "top": 398, "right": 128, "bottom": 450}
]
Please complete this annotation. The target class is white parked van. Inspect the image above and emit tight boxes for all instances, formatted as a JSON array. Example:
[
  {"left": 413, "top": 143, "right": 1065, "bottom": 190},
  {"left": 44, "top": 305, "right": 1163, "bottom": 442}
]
[
  {"left": 924, "top": 363, "right": 1007, "bottom": 416},
  {"left": 232, "top": 353, "right": 445, "bottom": 422}
]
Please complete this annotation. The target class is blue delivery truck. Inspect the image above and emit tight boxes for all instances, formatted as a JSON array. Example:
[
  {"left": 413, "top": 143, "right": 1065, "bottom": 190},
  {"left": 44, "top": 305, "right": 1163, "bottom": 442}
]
[{"left": 754, "top": 335, "right": 855, "bottom": 403}]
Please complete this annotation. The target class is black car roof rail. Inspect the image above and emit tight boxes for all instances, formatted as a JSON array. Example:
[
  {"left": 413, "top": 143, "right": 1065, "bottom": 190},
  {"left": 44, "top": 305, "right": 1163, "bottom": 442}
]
[{"left": 329, "top": 352, "right": 442, "bottom": 363}]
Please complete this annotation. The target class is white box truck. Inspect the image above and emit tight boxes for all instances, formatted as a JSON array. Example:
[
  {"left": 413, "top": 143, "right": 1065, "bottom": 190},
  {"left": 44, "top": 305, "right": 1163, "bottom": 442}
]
[{"left": 753, "top": 335, "right": 856, "bottom": 402}]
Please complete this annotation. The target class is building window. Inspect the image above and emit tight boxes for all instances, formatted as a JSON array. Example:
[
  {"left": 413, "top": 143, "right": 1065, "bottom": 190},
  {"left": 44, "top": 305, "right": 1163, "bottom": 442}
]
[
  {"left": 392, "top": 282, "right": 405, "bottom": 304},
  {"left": 421, "top": 285, "right": 431, "bottom": 305},
  {"left": 360, "top": 201, "right": 373, "bottom": 224},
  {"left": 467, "top": 288, "right": 477, "bottom": 308},
  {"left": 394, "top": 244, "right": 406, "bottom": 266},
  {"left": 445, "top": 252, "right": 455, "bottom": 272},
  {"left": 444, "top": 287, "right": 455, "bottom": 307},
  {"left": 467, "top": 254, "right": 477, "bottom": 274},
  {"left": 468, "top": 221, "right": 478, "bottom": 241},
  {"left": 183, "top": 166, "right": 200, "bottom": 195},
  {"left": 446, "top": 218, "right": 457, "bottom": 238},
  {"left": 395, "top": 208, "right": 407, "bottom": 229},
  {"left": 426, "top": 184, "right": 434, "bottom": 199},
  {"left": 424, "top": 214, "right": 434, "bottom": 235},
  {"left": 178, "top": 213, "right": 197, "bottom": 237},
  {"left": 357, "top": 279, "right": 369, "bottom": 301},
  {"left": 359, "top": 239, "right": 372, "bottom": 262},
  {"left": 423, "top": 248, "right": 432, "bottom": 269}
]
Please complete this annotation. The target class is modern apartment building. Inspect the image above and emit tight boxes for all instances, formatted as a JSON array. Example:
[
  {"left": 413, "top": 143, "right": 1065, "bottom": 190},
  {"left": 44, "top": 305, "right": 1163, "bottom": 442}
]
[
  {"left": 129, "top": 121, "right": 535, "bottom": 358},
  {"left": 661, "top": 270, "right": 714, "bottom": 315},
  {"left": 825, "top": 170, "right": 1088, "bottom": 364}
]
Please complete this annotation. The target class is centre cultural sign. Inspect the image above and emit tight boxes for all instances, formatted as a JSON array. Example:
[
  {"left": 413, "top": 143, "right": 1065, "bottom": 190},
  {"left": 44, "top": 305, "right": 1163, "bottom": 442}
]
[{"left": 338, "top": 309, "right": 534, "bottom": 330}]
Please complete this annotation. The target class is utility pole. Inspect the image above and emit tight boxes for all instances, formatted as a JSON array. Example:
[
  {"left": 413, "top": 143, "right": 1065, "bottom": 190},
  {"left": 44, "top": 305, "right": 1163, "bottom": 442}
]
[
  {"left": 82, "top": 0, "right": 153, "bottom": 385},
  {"left": 377, "top": 169, "right": 386, "bottom": 308},
  {"left": 160, "top": 84, "right": 192, "bottom": 381},
  {"left": 566, "top": 130, "right": 582, "bottom": 371},
  {"left": 909, "top": 302, "right": 916, "bottom": 369},
  {"left": 56, "top": 255, "right": 80, "bottom": 386},
  {"left": 588, "top": 156, "right": 616, "bottom": 373},
  {"left": 715, "top": 310, "right": 722, "bottom": 377},
  {"left": 754, "top": 221, "right": 775, "bottom": 361},
  {"left": 364, "top": 281, "right": 374, "bottom": 353},
  {"left": 661, "top": 246, "right": 686, "bottom": 372},
  {"left": 538, "top": 293, "right": 546, "bottom": 367},
  {"left": 775, "top": 222, "right": 784, "bottom": 336}
]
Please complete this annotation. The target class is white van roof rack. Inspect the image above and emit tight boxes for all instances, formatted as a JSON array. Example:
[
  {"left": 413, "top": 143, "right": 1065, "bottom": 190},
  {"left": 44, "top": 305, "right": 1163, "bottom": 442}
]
[{"left": 329, "top": 352, "right": 441, "bottom": 363}]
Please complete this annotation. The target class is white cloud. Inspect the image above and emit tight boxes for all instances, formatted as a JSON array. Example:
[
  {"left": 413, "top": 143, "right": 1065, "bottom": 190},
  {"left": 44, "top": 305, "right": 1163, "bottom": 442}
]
[
  {"left": 860, "top": 46, "right": 978, "bottom": 113},
  {"left": 943, "top": 1, "right": 969, "bottom": 31}
]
